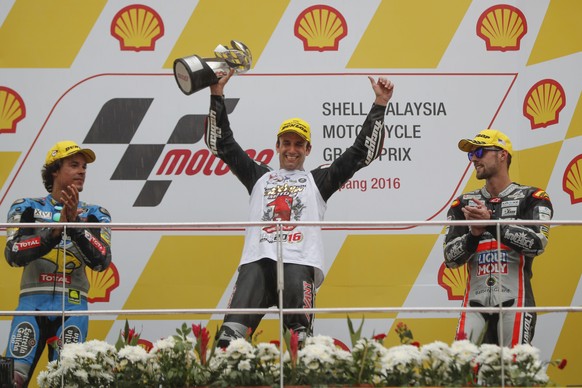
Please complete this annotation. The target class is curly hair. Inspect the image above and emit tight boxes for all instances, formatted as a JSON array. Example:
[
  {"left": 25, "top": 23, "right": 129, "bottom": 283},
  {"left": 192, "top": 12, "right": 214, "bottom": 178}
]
[{"left": 41, "top": 160, "right": 62, "bottom": 193}]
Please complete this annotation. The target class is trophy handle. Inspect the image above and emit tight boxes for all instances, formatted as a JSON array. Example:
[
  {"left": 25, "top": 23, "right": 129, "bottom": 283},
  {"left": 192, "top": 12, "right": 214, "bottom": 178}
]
[{"left": 214, "top": 40, "right": 252, "bottom": 74}]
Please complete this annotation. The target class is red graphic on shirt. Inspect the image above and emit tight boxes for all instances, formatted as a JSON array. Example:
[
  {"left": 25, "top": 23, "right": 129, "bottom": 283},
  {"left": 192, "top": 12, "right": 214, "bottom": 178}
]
[{"left": 263, "top": 195, "right": 297, "bottom": 233}]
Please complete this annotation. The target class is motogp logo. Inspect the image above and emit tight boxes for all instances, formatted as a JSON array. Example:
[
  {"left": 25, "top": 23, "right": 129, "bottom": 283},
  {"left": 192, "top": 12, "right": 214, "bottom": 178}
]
[{"left": 83, "top": 97, "right": 273, "bottom": 207}]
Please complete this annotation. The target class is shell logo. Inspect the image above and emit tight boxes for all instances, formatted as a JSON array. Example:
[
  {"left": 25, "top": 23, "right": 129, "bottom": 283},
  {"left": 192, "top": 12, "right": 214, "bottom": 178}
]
[
  {"left": 563, "top": 154, "right": 582, "bottom": 205},
  {"left": 438, "top": 262, "right": 466, "bottom": 300},
  {"left": 523, "top": 79, "right": 566, "bottom": 129},
  {"left": 294, "top": 5, "right": 348, "bottom": 52},
  {"left": 476, "top": 5, "right": 527, "bottom": 52},
  {"left": 110, "top": 4, "right": 164, "bottom": 52},
  {"left": 86, "top": 262, "right": 120, "bottom": 303},
  {"left": 0, "top": 86, "right": 26, "bottom": 134}
]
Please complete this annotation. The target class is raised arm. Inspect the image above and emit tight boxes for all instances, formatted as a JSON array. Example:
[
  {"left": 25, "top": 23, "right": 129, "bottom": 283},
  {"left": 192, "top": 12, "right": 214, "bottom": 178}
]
[{"left": 205, "top": 69, "right": 270, "bottom": 194}]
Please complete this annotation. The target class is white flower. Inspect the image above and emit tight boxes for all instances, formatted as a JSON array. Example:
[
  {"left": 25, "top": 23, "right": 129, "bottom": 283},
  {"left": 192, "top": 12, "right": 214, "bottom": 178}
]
[
  {"left": 118, "top": 344, "right": 150, "bottom": 363},
  {"left": 208, "top": 347, "right": 227, "bottom": 370},
  {"left": 334, "top": 348, "right": 352, "bottom": 362},
  {"left": 85, "top": 339, "right": 116, "bottom": 354},
  {"left": 450, "top": 339, "right": 479, "bottom": 364},
  {"left": 299, "top": 343, "right": 334, "bottom": 366},
  {"left": 381, "top": 344, "right": 421, "bottom": 372},
  {"left": 510, "top": 343, "right": 540, "bottom": 362},
  {"left": 421, "top": 341, "right": 451, "bottom": 365},
  {"left": 238, "top": 359, "right": 252, "bottom": 371},
  {"left": 474, "top": 343, "right": 505, "bottom": 370},
  {"left": 72, "top": 369, "right": 88, "bottom": 382},
  {"left": 151, "top": 336, "right": 176, "bottom": 353},
  {"left": 225, "top": 338, "right": 255, "bottom": 361},
  {"left": 256, "top": 342, "right": 280, "bottom": 363},
  {"left": 304, "top": 334, "right": 335, "bottom": 348}
]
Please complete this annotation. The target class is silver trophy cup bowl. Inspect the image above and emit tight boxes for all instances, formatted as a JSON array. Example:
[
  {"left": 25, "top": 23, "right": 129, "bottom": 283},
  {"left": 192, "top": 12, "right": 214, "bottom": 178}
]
[{"left": 174, "top": 40, "right": 252, "bottom": 95}]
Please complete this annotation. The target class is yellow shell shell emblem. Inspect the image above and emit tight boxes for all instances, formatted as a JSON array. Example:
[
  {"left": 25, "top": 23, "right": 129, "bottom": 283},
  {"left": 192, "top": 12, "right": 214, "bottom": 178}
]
[
  {"left": 523, "top": 79, "right": 566, "bottom": 129},
  {"left": 111, "top": 4, "right": 164, "bottom": 52},
  {"left": 294, "top": 5, "right": 348, "bottom": 52},
  {"left": 0, "top": 87, "right": 26, "bottom": 134},
  {"left": 477, "top": 4, "right": 527, "bottom": 51},
  {"left": 563, "top": 155, "right": 582, "bottom": 205},
  {"left": 86, "top": 262, "right": 120, "bottom": 303},
  {"left": 438, "top": 263, "right": 467, "bottom": 300}
]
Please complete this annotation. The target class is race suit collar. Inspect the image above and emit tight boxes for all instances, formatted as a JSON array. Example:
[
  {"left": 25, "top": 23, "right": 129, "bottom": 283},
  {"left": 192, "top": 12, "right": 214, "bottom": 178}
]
[
  {"left": 46, "top": 194, "right": 62, "bottom": 207},
  {"left": 480, "top": 182, "right": 518, "bottom": 198}
]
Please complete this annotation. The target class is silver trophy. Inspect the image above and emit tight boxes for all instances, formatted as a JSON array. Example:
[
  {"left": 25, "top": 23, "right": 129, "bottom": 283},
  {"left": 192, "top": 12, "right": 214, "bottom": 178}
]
[{"left": 173, "top": 40, "right": 252, "bottom": 95}]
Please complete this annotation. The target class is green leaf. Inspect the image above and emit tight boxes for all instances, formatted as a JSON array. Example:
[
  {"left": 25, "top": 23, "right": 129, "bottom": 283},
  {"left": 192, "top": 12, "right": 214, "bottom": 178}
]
[
  {"left": 114, "top": 335, "right": 125, "bottom": 352},
  {"left": 347, "top": 315, "right": 365, "bottom": 347},
  {"left": 123, "top": 319, "right": 130, "bottom": 339}
]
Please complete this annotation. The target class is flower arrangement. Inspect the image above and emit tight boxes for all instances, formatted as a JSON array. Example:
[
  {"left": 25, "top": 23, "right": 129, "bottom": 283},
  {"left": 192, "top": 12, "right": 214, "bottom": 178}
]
[
  {"left": 37, "top": 320, "right": 567, "bottom": 387},
  {"left": 473, "top": 342, "right": 567, "bottom": 387},
  {"left": 285, "top": 333, "right": 352, "bottom": 386},
  {"left": 38, "top": 339, "right": 117, "bottom": 387},
  {"left": 212, "top": 337, "right": 280, "bottom": 387}
]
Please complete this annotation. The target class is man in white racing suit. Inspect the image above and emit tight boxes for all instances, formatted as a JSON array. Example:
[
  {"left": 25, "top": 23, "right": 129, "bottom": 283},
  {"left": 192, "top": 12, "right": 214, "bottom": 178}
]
[
  {"left": 443, "top": 129, "right": 552, "bottom": 346},
  {"left": 204, "top": 70, "right": 394, "bottom": 347}
]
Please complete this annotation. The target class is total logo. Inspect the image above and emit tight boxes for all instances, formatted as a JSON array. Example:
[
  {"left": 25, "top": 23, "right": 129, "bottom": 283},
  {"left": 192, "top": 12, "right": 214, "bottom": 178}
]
[{"left": 82, "top": 97, "right": 273, "bottom": 207}]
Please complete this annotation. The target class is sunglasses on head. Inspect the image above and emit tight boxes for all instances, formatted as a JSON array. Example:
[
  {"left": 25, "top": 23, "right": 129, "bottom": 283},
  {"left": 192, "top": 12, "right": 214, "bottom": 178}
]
[{"left": 467, "top": 147, "right": 502, "bottom": 161}]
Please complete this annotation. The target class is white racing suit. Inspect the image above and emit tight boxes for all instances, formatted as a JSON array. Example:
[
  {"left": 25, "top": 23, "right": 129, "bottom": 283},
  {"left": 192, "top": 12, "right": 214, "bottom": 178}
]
[
  {"left": 205, "top": 95, "right": 386, "bottom": 346},
  {"left": 4, "top": 195, "right": 112, "bottom": 387},
  {"left": 443, "top": 183, "right": 552, "bottom": 346}
]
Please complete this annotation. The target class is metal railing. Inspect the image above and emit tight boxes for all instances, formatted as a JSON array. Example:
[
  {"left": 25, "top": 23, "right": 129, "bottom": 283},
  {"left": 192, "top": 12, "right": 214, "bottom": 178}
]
[{"left": 1, "top": 219, "right": 580, "bottom": 387}]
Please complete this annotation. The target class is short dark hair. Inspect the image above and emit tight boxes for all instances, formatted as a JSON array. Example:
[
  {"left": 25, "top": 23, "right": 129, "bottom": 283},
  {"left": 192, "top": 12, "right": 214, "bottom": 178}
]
[{"left": 41, "top": 160, "right": 62, "bottom": 193}]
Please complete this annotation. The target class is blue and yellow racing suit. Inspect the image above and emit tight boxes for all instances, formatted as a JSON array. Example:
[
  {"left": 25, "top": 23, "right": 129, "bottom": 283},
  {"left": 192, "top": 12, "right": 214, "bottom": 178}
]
[{"left": 4, "top": 194, "right": 111, "bottom": 385}]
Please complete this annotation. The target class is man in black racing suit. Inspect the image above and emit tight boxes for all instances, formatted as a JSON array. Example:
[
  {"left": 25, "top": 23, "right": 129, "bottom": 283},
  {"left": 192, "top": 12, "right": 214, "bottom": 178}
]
[
  {"left": 443, "top": 129, "right": 552, "bottom": 347},
  {"left": 204, "top": 70, "right": 394, "bottom": 347},
  {"left": 3, "top": 141, "right": 112, "bottom": 387}
]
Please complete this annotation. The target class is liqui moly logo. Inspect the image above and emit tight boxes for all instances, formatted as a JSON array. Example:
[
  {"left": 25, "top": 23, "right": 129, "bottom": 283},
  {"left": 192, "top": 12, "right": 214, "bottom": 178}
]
[{"left": 477, "top": 250, "right": 508, "bottom": 277}]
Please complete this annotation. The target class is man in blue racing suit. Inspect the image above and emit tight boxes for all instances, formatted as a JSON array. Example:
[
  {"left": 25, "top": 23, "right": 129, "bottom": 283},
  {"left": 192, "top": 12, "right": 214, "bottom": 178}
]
[
  {"left": 3, "top": 140, "right": 112, "bottom": 387},
  {"left": 443, "top": 129, "right": 552, "bottom": 347},
  {"left": 204, "top": 70, "right": 394, "bottom": 347}
]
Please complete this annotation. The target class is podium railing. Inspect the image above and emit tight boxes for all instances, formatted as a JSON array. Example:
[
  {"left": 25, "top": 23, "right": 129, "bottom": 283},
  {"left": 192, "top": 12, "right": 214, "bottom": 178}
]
[{"left": 1, "top": 219, "right": 580, "bottom": 387}]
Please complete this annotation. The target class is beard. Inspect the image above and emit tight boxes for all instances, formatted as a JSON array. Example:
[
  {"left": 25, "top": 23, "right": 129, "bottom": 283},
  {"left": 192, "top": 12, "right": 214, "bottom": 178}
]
[{"left": 476, "top": 168, "right": 491, "bottom": 180}]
